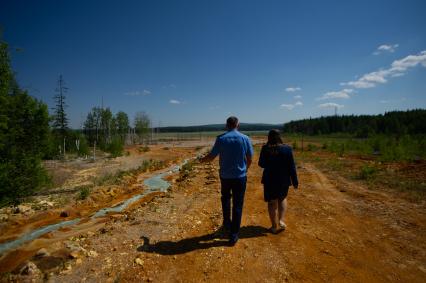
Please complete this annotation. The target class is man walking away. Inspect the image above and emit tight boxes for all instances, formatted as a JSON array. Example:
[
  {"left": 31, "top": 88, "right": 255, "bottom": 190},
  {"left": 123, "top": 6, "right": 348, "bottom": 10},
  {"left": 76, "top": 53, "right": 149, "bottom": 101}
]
[{"left": 200, "top": 116, "right": 254, "bottom": 245}]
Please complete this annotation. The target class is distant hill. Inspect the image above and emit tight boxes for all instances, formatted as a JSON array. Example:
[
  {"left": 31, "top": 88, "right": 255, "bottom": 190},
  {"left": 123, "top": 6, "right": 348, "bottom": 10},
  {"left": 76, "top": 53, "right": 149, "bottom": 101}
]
[{"left": 157, "top": 123, "right": 282, "bottom": 133}]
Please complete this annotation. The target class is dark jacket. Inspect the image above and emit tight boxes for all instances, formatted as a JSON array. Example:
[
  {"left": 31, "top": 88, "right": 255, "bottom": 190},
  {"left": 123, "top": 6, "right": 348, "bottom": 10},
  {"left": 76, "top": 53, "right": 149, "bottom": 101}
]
[{"left": 258, "top": 144, "right": 298, "bottom": 187}]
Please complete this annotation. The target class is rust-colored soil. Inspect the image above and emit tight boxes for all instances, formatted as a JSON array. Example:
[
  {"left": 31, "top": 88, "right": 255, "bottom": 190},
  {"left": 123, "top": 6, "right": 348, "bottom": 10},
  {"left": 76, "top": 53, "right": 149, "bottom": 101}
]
[{"left": 1, "top": 148, "right": 426, "bottom": 282}]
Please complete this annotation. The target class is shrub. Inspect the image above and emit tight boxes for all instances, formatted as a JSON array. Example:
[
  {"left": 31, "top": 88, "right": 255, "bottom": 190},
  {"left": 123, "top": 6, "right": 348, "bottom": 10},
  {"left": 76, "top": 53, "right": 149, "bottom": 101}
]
[
  {"left": 358, "top": 164, "right": 378, "bottom": 180},
  {"left": 78, "top": 186, "right": 91, "bottom": 200},
  {"left": 106, "top": 138, "right": 124, "bottom": 157},
  {"left": 307, "top": 144, "right": 316, "bottom": 151},
  {"left": 138, "top": 146, "right": 150, "bottom": 153}
]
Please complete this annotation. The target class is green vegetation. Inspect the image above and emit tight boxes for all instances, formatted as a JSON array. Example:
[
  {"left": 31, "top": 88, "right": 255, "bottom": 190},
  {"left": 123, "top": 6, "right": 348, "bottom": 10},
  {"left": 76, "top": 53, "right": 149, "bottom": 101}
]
[
  {"left": 138, "top": 146, "right": 150, "bottom": 153},
  {"left": 324, "top": 135, "right": 424, "bottom": 161},
  {"left": 358, "top": 164, "right": 378, "bottom": 180},
  {"left": 107, "top": 138, "right": 125, "bottom": 157},
  {"left": 0, "top": 38, "right": 51, "bottom": 206},
  {"left": 283, "top": 110, "right": 426, "bottom": 137},
  {"left": 178, "top": 160, "right": 195, "bottom": 181},
  {"left": 134, "top": 111, "right": 151, "bottom": 144},
  {"left": 0, "top": 36, "right": 154, "bottom": 207},
  {"left": 78, "top": 186, "right": 91, "bottom": 200}
]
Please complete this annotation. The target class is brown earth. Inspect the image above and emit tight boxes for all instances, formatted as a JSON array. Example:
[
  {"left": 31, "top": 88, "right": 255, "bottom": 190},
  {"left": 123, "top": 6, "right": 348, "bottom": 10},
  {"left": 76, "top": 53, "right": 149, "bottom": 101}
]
[
  {"left": 0, "top": 145, "right": 198, "bottom": 245},
  {"left": 1, "top": 146, "right": 426, "bottom": 282}
]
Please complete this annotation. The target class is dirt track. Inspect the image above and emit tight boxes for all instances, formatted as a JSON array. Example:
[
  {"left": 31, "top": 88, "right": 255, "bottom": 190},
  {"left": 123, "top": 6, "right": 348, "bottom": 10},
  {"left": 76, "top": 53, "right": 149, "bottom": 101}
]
[{"left": 34, "top": 152, "right": 426, "bottom": 283}]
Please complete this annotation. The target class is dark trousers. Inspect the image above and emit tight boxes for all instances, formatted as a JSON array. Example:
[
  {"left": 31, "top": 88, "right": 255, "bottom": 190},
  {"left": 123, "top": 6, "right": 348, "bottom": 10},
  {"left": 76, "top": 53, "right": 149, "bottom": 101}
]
[{"left": 220, "top": 177, "right": 247, "bottom": 239}]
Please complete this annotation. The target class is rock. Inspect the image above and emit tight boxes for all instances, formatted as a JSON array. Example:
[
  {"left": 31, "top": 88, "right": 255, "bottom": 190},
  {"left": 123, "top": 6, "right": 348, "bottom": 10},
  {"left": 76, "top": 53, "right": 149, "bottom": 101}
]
[
  {"left": 99, "top": 227, "right": 108, "bottom": 234},
  {"left": 0, "top": 214, "right": 8, "bottom": 221},
  {"left": 14, "top": 205, "right": 31, "bottom": 214},
  {"left": 39, "top": 200, "right": 54, "bottom": 207},
  {"left": 87, "top": 250, "right": 98, "bottom": 258},
  {"left": 76, "top": 258, "right": 83, "bottom": 265},
  {"left": 19, "top": 261, "right": 40, "bottom": 276},
  {"left": 69, "top": 250, "right": 81, "bottom": 259},
  {"left": 60, "top": 211, "right": 70, "bottom": 217},
  {"left": 134, "top": 258, "right": 144, "bottom": 266},
  {"left": 87, "top": 231, "right": 95, "bottom": 237},
  {"left": 35, "top": 248, "right": 49, "bottom": 258}
]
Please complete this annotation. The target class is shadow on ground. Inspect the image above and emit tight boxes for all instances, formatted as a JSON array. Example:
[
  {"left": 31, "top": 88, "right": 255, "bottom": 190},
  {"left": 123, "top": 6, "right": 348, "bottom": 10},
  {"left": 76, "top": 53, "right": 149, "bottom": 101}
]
[{"left": 137, "top": 225, "right": 269, "bottom": 255}]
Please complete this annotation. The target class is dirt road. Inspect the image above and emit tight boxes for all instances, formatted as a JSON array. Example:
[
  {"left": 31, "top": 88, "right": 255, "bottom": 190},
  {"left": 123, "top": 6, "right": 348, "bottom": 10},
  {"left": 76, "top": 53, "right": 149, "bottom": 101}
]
[{"left": 3, "top": 152, "right": 426, "bottom": 282}]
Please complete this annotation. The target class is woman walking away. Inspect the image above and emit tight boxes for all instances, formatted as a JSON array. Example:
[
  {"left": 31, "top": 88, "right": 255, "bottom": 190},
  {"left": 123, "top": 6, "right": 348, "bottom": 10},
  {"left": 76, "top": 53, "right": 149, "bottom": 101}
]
[{"left": 258, "top": 130, "right": 298, "bottom": 234}]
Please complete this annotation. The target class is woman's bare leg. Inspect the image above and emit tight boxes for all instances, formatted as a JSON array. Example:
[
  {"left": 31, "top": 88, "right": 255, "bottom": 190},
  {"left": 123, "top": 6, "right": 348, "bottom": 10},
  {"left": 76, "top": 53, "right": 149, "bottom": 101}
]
[
  {"left": 278, "top": 198, "right": 287, "bottom": 228},
  {"left": 268, "top": 200, "right": 278, "bottom": 230}
]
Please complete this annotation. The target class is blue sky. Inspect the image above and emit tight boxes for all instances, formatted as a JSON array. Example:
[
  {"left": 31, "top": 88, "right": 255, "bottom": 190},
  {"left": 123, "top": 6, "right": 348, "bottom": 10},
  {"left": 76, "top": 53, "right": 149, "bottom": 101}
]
[{"left": 1, "top": 0, "right": 426, "bottom": 128}]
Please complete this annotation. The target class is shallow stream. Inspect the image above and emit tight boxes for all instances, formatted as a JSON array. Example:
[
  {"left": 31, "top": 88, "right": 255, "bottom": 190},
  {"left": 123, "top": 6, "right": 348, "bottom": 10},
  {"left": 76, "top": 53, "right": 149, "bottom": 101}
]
[{"left": 0, "top": 161, "right": 187, "bottom": 255}]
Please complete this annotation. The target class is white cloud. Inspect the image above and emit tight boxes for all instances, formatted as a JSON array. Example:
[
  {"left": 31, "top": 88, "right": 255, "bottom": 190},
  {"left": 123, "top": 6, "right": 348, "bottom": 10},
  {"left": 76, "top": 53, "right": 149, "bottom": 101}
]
[
  {"left": 280, "top": 100, "right": 303, "bottom": 110},
  {"left": 294, "top": 95, "right": 302, "bottom": 99},
  {"left": 285, "top": 87, "right": 301, "bottom": 92},
  {"left": 280, "top": 104, "right": 295, "bottom": 110},
  {"left": 318, "top": 102, "right": 344, "bottom": 109},
  {"left": 373, "top": 44, "right": 399, "bottom": 55},
  {"left": 124, "top": 89, "right": 151, "bottom": 96},
  {"left": 169, "top": 99, "right": 181, "bottom": 104},
  {"left": 318, "top": 88, "right": 353, "bottom": 100},
  {"left": 342, "top": 50, "right": 426, "bottom": 89}
]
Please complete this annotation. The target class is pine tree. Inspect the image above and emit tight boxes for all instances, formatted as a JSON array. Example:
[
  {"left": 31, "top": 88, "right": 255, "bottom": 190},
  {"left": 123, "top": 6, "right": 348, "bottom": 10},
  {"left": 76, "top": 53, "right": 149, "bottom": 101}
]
[
  {"left": 0, "top": 37, "right": 50, "bottom": 205},
  {"left": 52, "top": 75, "right": 69, "bottom": 137}
]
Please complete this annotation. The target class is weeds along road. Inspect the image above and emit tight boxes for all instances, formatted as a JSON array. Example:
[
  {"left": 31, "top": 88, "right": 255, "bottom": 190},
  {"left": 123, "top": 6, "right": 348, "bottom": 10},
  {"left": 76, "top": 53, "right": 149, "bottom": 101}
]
[{"left": 4, "top": 152, "right": 426, "bottom": 282}]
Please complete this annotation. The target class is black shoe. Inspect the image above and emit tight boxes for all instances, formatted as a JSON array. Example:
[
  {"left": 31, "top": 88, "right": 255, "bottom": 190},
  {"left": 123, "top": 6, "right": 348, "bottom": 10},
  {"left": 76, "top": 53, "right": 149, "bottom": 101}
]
[
  {"left": 214, "top": 225, "right": 230, "bottom": 239},
  {"left": 228, "top": 235, "right": 238, "bottom": 246}
]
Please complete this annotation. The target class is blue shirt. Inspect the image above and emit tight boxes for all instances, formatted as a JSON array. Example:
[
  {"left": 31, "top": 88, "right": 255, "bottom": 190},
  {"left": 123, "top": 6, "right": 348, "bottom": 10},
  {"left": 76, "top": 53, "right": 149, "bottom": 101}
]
[{"left": 210, "top": 130, "right": 254, "bottom": 179}]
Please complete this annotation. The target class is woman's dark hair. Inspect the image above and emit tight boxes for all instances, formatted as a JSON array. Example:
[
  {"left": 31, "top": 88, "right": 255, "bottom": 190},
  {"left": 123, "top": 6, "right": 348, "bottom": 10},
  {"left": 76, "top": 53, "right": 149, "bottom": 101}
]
[{"left": 267, "top": 129, "right": 283, "bottom": 145}]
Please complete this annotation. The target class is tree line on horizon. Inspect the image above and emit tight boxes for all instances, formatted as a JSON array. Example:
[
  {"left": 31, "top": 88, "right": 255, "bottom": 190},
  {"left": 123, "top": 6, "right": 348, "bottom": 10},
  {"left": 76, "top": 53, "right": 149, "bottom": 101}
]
[{"left": 282, "top": 109, "right": 426, "bottom": 137}]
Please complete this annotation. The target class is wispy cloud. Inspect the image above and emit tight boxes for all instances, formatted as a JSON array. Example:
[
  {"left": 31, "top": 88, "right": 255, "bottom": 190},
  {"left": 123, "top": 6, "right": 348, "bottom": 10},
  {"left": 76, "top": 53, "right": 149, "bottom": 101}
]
[
  {"left": 280, "top": 100, "right": 303, "bottom": 110},
  {"left": 318, "top": 88, "right": 353, "bottom": 100},
  {"left": 285, "top": 87, "right": 301, "bottom": 92},
  {"left": 280, "top": 104, "right": 295, "bottom": 110},
  {"left": 124, "top": 89, "right": 151, "bottom": 96},
  {"left": 318, "top": 102, "right": 344, "bottom": 109},
  {"left": 373, "top": 44, "right": 399, "bottom": 55},
  {"left": 169, "top": 99, "right": 181, "bottom": 104},
  {"left": 342, "top": 50, "right": 426, "bottom": 89},
  {"left": 294, "top": 95, "right": 302, "bottom": 99}
]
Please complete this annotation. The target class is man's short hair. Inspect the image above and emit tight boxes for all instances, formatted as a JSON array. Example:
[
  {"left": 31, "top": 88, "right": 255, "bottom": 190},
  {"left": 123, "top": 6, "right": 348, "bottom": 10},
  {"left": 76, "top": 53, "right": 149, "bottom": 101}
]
[{"left": 226, "top": 116, "right": 239, "bottom": 129}]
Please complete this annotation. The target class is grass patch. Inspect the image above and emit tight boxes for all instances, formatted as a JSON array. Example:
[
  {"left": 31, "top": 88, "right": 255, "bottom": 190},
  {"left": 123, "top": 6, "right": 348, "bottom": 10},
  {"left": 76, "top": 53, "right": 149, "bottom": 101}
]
[
  {"left": 178, "top": 160, "right": 196, "bottom": 181},
  {"left": 358, "top": 164, "right": 378, "bottom": 180},
  {"left": 138, "top": 146, "right": 150, "bottom": 153},
  {"left": 78, "top": 186, "right": 91, "bottom": 200}
]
